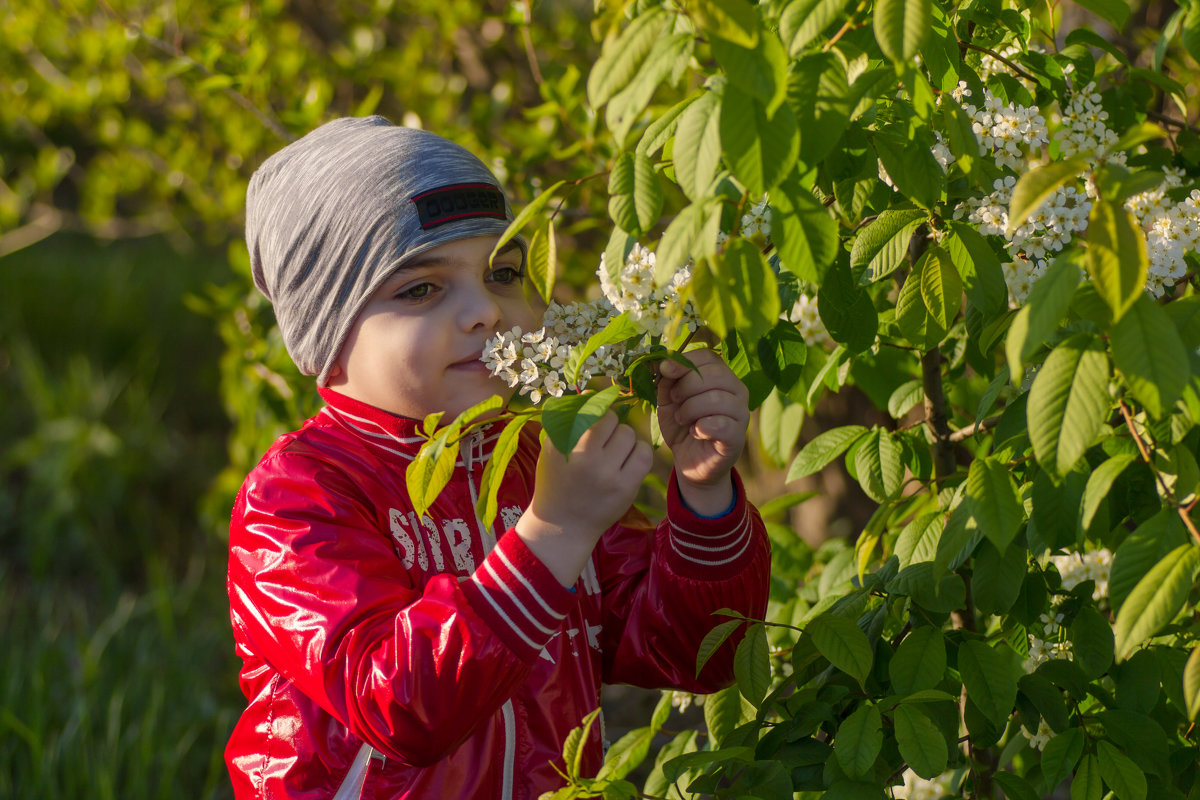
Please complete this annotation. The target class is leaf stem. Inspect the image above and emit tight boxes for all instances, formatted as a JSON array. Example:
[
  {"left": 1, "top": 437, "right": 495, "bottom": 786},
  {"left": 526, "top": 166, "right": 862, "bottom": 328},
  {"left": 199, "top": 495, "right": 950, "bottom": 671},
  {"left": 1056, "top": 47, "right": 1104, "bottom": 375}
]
[{"left": 1118, "top": 400, "right": 1200, "bottom": 546}]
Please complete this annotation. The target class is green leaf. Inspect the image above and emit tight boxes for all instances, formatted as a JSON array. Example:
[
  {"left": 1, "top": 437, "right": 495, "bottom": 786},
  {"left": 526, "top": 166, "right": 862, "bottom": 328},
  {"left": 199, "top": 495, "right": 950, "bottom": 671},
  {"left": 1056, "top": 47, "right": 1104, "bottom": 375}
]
[
  {"left": 1086, "top": 199, "right": 1149, "bottom": 323},
  {"left": 889, "top": 627, "right": 946, "bottom": 695},
  {"left": 491, "top": 180, "right": 566, "bottom": 259},
  {"left": 893, "top": 704, "right": 948, "bottom": 779},
  {"left": 1080, "top": 453, "right": 1136, "bottom": 530},
  {"left": 965, "top": 456, "right": 1024, "bottom": 553},
  {"left": 703, "top": 685, "right": 747, "bottom": 748},
  {"left": 637, "top": 94, "right": 697, "bottom": 157},
  {"left": 1110, "top": 509, "right": 1186, "bottom": 611},
  {"left": 1071, "top": 0, "right": 1130, "bottom": 29},
  {"left": 873, "top": 130, "right": 944, "bottom": 209},
  {"left": 788, "top": 425, "right": 868, "bottom": 481},
  {"left": 407, "top": 430, "right": 461, "bottom": 519},
  {"left": 919, "top": 247, "right": 962, "bottom": 329},
  {"left": 759, "top": 389, "right": 806, "bottom": 469},
  {"left": 1071, "top": 754, "right": 1102, "bottom": 800},
  {"left": 597, "top": 726, "right": 656, "bottom": 781},
  {"left": 1070, "top": 605, "right": 1115, "bottom": 679},
  {"left": 852, "top": 428, "right": 904, "bottom": 503},
  {"left": 958, "top": 639, "right": 1021, "bottom": 725},
  {"left": 972, "top": 538, "right": 1026, "bottom": 616},
  {"left": 873, "top": 0, "right": 932, "bottom": 62},
  {"left": 1005, "top": 259, "right": 1081, "bottom": 379},
  {"left": 541, "top": 385, "right": 623, "bottom": 455},
  {"left": 711, "top": 30, "right": 788, "bottom": 115},
  {"left": 806, "top": 614, "right": 873, "bottom": 683},
  {"left": 946, "top": 222, "right": 1008, "bottom": 322},
  {"left": 1027, "top": 333, "right": 1110, "bottom": 479},
  {"left": 474, "top": 415, "right": 530, "bottom": 531},
  {"left": 1006, "top": 158, "right": 1089, "bottom": 236},
  {"left": 1111, "top": 294, "right": 1189, "bottom": 418},
  {"left": 526, "top": 219, "right": 557, "bottom": 304},
  {"left": 1184, "top": 3, "right": 1200, "bottom": 66},
  {"left": 1097, "top": 740, "right": 1147, "bottom": 800},
  {"left": 673, "top": 91, "right": 723, "bottom": 201},
  {"left": 691, "top": 240, "right": 779, "bottom": 341},
  {"left": 691, "top": 0, "right": 759, "bottom": 48},
  {"left": 734, "top": 624, "right": 771, "bottom": 706},
  {"left": 587, "top": 8, "right": 668, "bottom": 108},
  {"left": 654, "top": 198, "right": 722, "bottom": 287},
  {"left": 608, "top": 151, "right": 663, "bottom": 236},
  {"left": 894, "top": 512, "right": 943, "bottom": 568},
  {"left": 696, "top": 618, "right": 742, "bottom": 677},
  {"left": 774, "top": 172, "right": 839, "bottom": 284},
  {"left": 1184, "top": 645, "right": 1200, "bottom": 722},
  {"left": 719, "top": 89, "right": 799, "bottom": 197},
  {"left": 780, "top": 0, "right": 853, "bottom": 55},
  {"left": 896, "top": 253, "right": 947, "bottom": 350},
  {"left": 662, "top": 744, "right": 753, "bottom": 784},
  {"left": 605, "top": 33, "right": 694, "bottom": 146},
  {"left": 818, "top": 261, "right": 880, "bottom": 353},
  {"left": 563, "top": 708, "right": 602, "bottom": 779},
  {"left": 995, "top": 771, "right": 1042, "bottom": 800},
  {"left": 1018, "top": 672, "right": 1070, "bottom": 733},
  {"left": 834, "top": 703, "right": 882, "bottom": 778},
  {"left": 567, "top": 313, "right": 639, "bottom": 386},
  {"left": 1040, "top": 727, "right": 1085, "bottom": 790},
  {"left": 887, "top": 379, "right": 923, "bottom": 419},
  {"left": 849, "top": 209, "right": 925, "bottom": 284},
  {"left": 1113, "top": 543, "right": 1200, "bottom": 661}
]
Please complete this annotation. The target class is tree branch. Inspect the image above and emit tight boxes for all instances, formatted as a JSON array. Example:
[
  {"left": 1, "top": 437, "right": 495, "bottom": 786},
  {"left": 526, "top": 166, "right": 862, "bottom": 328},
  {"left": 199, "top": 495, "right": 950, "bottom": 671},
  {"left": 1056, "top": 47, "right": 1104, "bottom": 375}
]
[
  {"left": 962, "top": 42, "right": 1039, "bottom": 84},
  {"left": 947, "top": 415, "right": 1002, "bottom": 443}
]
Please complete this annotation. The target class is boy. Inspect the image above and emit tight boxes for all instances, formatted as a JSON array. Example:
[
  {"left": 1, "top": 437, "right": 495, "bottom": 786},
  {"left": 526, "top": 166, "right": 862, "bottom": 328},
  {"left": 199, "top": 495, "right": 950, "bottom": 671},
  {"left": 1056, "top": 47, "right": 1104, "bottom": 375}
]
[{"left": 227, "top": 116, "right": 769, "bottom": 799}]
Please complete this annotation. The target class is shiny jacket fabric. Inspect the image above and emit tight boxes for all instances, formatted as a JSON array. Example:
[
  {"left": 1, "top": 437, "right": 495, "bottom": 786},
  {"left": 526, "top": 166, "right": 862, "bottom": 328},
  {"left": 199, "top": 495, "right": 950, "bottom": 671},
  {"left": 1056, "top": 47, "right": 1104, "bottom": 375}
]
[{"left": 226, "top": 387, "right": 770, "bottom": 799}]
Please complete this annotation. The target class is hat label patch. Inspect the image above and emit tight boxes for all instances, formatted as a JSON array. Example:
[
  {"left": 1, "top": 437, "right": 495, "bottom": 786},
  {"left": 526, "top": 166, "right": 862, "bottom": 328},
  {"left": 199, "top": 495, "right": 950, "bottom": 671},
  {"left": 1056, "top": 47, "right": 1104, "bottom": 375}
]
[{"left": 410, "top": 183, "right": 506, "bottom": 229}]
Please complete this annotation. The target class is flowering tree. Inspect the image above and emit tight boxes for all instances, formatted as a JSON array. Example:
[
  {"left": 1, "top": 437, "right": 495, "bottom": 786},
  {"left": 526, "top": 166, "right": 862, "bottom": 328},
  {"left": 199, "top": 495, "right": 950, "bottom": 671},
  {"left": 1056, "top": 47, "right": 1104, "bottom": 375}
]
[{"left": 403, "top": 0, "right": 1200, "bottom": 798}]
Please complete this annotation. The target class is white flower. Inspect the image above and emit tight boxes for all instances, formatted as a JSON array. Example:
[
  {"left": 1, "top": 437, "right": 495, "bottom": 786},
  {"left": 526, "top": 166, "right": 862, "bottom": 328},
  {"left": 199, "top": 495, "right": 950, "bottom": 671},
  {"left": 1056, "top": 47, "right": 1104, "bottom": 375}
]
[
  {"left": 784, "top": 293, "right": 830, "bottom": 346},
  {"left": 543, "top": 371, "right": 567, "bottom": 398},
  {"left": 1021, "top": 718, "right": 1055, "bottom": 751}
]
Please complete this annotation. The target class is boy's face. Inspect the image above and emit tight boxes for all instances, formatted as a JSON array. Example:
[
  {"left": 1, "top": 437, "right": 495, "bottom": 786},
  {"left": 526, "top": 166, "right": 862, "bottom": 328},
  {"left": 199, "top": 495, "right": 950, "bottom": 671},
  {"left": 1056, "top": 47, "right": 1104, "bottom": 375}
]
[{"left": 328, "top": 235, "right": 537, "bottom": 420}]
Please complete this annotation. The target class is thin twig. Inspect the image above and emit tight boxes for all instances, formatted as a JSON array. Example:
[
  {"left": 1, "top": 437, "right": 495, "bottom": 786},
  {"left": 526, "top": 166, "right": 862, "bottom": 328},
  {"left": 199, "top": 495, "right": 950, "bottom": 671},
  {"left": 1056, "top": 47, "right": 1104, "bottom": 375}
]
[
  {"left": 1146, "top": 109, "right": 1200, "bottom": 136},
  {"left": 520, "top": 0, "right": 544, "bottom": 85},
  {"left": 962, "top": 42, "right": 1039, "bottom": 83},
  {"left": 1119, "top": 401, "right": 1200, "bottom": 546},
  {"left": 947, "top": 415, "right": 1002, "bottom": 443}
]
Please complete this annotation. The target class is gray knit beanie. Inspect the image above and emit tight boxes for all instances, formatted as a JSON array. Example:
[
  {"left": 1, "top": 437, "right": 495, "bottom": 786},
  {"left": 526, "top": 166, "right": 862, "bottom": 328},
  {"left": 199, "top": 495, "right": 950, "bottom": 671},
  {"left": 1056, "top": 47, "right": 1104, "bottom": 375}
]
[{"left": 245, "top": 116, "right": 524, "bottom": 384}]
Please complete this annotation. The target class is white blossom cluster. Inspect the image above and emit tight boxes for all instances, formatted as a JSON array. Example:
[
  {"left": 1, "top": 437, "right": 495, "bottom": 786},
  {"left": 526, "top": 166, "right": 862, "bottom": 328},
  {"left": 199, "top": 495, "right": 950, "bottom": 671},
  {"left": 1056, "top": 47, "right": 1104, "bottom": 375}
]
[
  {"left": 953, "top": 82, "right": 1049, "bottom": 170},
  {"left": 740, "top": 197, "right": 772, "bottom": 239},
  {"left": 893, "top": 769, "right": 956, "bottom": 800},
  {"left": 1125, "top": 171, "right": 1200, "bottom": 297},
  {"left": 1054, "top": 83, "right": 1123, "bottom": 164},
  {"left": 481, "top": 298, "right": 651, "bottom": 404},
  {"left": 1021, "top": 718, "right": 1055, "bottom": 751},
  {"left": 783, "top": 293, "right": 830, "bottom": 346},
  {"left": 597, "top": 242, "right": 700, "bottom": 337},
  {"left": 1024, "top": 610, "right": 1072, "bottom": 673},
  {"left": 1050, "top": 548, "right": 1113, "bottom": 602}
]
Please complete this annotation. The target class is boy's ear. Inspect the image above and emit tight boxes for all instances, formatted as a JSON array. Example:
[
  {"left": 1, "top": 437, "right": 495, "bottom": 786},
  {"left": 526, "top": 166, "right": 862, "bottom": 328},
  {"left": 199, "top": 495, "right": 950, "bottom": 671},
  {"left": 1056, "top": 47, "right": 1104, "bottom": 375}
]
[{"left": 326, "top": 363, "right": 344, "bottom": 382}]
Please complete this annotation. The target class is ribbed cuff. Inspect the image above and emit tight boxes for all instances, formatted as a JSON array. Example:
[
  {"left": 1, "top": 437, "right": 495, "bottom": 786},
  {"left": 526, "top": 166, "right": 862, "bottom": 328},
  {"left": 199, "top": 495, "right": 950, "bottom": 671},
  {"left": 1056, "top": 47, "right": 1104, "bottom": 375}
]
[
  {"left": 461, "top": 529, "right": 579, "bottom": 661},
  {"left": 663, "top": 470, "right": 756, "bottom": 580}
]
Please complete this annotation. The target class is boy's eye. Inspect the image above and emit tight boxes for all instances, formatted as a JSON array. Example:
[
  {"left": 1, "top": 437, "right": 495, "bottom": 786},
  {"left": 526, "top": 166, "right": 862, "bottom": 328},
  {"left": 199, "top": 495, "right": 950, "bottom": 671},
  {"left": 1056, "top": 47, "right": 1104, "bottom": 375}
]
[
  {"left": 398, "top": 282, "right": 436, "bottom": 300},
  {"left": 489, "top": 266, "right": 525, "bottom": 285}
]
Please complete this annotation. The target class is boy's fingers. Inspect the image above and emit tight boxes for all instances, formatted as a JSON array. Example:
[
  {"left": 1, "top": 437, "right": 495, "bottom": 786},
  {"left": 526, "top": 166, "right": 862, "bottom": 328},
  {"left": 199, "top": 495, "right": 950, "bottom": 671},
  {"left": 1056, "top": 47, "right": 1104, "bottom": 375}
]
[
  {"left": 578, "top": 410, "right": 619, "bottom": 450},
  {"left": 672, "top": 390, "right": 748, "bottom": 428},
  {"left": 622, "top": 440, "right": 653, "bottom": 474}
]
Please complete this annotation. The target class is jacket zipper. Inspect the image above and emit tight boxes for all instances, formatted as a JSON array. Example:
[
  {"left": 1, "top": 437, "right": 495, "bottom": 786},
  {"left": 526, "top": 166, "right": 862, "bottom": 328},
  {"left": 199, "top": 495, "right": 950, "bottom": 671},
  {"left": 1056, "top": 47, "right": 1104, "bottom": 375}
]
[{"left": 463, "top": 428, "right": 516, "bottom": 800}]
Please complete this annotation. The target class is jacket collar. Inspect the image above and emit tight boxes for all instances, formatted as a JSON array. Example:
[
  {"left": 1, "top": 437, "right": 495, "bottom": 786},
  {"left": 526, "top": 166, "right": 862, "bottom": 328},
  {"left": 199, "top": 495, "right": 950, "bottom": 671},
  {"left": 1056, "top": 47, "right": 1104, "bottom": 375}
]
[{"left": 317, "top": 387, "right": 500, "bottom": 465}]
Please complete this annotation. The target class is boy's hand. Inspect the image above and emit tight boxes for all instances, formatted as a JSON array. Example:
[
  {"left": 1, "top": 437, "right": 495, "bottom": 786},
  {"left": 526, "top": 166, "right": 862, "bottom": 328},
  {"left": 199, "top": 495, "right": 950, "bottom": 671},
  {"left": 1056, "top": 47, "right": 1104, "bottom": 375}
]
[
  {"left": 656, "top": 348, "right": 748, "bottom": 516},
  {"left": 516, "top": 411, "right": 652, "bottom": 587}
]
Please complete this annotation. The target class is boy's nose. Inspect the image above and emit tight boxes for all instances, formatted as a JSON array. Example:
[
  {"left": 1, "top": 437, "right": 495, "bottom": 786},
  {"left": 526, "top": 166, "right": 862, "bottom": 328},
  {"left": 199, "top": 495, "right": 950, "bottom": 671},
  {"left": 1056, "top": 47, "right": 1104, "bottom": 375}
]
[{"left": 459, "top": 285, "right": 503, "bottom": 332}]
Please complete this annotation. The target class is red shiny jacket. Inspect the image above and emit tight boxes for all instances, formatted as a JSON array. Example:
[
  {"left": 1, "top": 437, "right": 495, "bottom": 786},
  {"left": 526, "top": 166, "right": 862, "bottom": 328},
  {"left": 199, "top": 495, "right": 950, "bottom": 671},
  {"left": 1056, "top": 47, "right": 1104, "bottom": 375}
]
[{"left": 226, "top": 388, "right": 770, "bottom": 799}]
